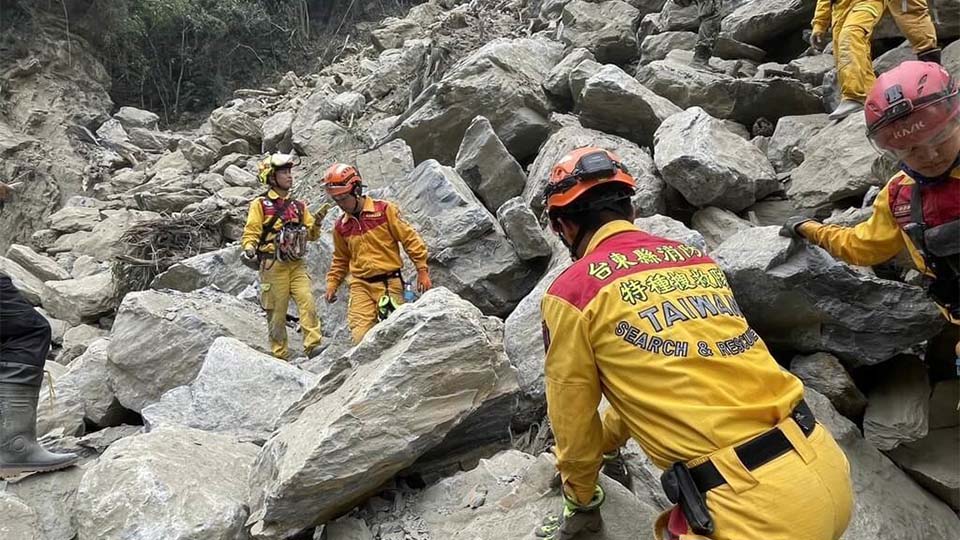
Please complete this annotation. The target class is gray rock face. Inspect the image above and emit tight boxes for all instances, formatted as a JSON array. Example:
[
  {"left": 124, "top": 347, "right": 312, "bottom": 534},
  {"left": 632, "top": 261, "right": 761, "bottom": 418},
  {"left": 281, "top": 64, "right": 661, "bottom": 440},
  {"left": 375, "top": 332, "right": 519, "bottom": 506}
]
[
  {"left": 712, "top": 227, "right": 942, "bottom": 367},
  {"left": 246, "top": 288, "right": 520, "bottom": 539},
  {"left": 944, "top": 40, "right": 960, "bottom": 85},
  {"left": 637, "top": 60, "right": 823, "bottom": 126},
  {"left": 142, "top": 337, "right": 316, "bottom": 443},
  {"left": 293, "top": 119, "right": 362, "bottom": 159},
  {"left": 863, "top": 356, "right": 930, "bottom": 451},
  {"left": 887, "top": 427, "right": 960, "bottom": 511},
  {"left": 357, "top": 39, "right": 431, "bottom": 101},
  {"left": 41, "top": 272, "right": 117, "bottom": 325},
  {"left": 805, "top": 390, "right": 960, "bottom": 540},
  {"left": 766, "top": 113, "right": 831, "bottom": 173},
  {"left": 496, "top": 197, "right": 552, "bottom": 261},
  {"left": 354, "top": 139, "right": 415, "bottom": 191},
  {"left": 114, "top": 106, "right": 160, "bottom": 131},
  {"left": 179, "top": 139, "right": 218, "bottom": 171},
  {"left": 634, "top": 214, "right": 707, "bottom": 253},
  {"left": 790, "top": 352, "right": 866, "bottom": 420},
  {"left": 58, "top": 338, "right": 127, "bottom": 427},
  {"left": 542, "top": 48, "right": 596, "bottom": 100},
  {"left": 0, "top": 256, "right": 46, "bottom": 305},
  {"left": 640, "top": 31, "right": 697, "bottom": 64},
  {"left": 3, "top": 462, "right": 86, "bottom": 540},
  {"left": 454, "top": 116, "right": 527, "bottom": 214},
  {"left": 722, "top": 0, "right": 815, "bottom": 46},
  {"left": 46, "top": 206, "right": 102, "bottom": 233},
  {"left": 560, "top": 0, "right": 641, "bottom": 64},
  {"left": 261, "top": 110, "right": 294, "bottom": 153},
  {"left": 524, "top": 125, "right": 664, "bottom": 218},
  {"left": 0, "top": 492, "right": 43, "bottom": 540},
  {"left": 569, "top": 59, "right": 604, "bottom": 105},
  {"left": 787, "top": 113, "right": 886, "bottom": 213},
  {"left": 151, "top": 245, "right": 258, "bottom": 295},
  {"left": 5, "top": 243, "right": 70, "bottom": 281},
  {"left": 74, "top": 426, "right": 259, "bottom": 540},
  {"left": 107, "top": 288, "right": 280, "bottom": 411},
  {"left": 384, "top": 160, "right": 539, "bottom": 317},
  {"left": 70, "top": 209, "right": 160, "bottom": 263},
  {"left": 127, "top": 127, "right": 177, "bottom": 152},
  {"left": 36, "top": 361, "right": 85, "bottom": 438},
  {"left": 371, "top": 18, "right": 423, "bottom": 51},
  {"left": 58, "top": 323, "right": 107, "bottom": 364},
  {"left": 691, "top": 206, "right": 754, "bottom": 251},
  {"left": 785, "top": 54, "right": 835, "bottom": 86},
  {"left": 654, "top": 107, "right": 777, "bottom": 212},
  {"left": 929, "top": 380, "right": 960, "bottom": 431},
  {"left": 577, "top": 65, "right": 681, "bottom": 149},
  {"left": 393, "top": 38, "right": 564, "bottom": 164},
  {"left": 210, "top": 104, "right": 262, "bottom": 147}
]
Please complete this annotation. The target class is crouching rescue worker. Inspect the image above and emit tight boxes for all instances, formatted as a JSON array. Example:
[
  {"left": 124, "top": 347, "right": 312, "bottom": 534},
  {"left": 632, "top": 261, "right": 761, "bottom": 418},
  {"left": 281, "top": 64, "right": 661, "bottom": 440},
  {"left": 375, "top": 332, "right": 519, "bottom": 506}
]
[
  {"left": 782, "top": 61, "right": 960, "bottom": 367},
  {"left": 535, "top": 147, "right": 853, "bottom": 540},
  {"left": 241, "top": 153, "right": 325, "bottom": 360},
  {"left": 322, "top": 163, "right": 431, "bottom": 343}
]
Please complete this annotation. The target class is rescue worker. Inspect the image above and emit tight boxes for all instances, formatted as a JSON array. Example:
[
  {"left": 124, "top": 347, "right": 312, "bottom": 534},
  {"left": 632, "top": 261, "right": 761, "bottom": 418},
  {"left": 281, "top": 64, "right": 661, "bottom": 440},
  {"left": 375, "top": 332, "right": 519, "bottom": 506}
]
[
  {"left": 674, "top": 0, "right": 723, "bottom": 70},
  {"left": 240, "top": 153, "right": 325, "bottom": 360},
  {"left": 1, "top": 185, "right": 79, "bottom": 478},
  {"left": 781, "top": 61, "right": 960, "bottom": 365},
  {"left": 810, "top": 0, "right": 885, "bottom": 120},
  {"left": 322, "top": 163, "right": 431, "bottom": 343},
  {"left": 885, "top": 0, "right": 941, "bottom": 64},
  {"left": 536, "top": 147, "right": 853, "bottom": 540}
]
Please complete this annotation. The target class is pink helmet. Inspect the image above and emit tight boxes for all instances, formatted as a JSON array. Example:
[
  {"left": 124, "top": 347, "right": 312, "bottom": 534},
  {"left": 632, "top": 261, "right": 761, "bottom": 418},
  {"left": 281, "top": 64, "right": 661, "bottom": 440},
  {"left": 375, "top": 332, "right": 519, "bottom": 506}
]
[{"left": 865, "top": 61, "right": 959, "bottom": 157}]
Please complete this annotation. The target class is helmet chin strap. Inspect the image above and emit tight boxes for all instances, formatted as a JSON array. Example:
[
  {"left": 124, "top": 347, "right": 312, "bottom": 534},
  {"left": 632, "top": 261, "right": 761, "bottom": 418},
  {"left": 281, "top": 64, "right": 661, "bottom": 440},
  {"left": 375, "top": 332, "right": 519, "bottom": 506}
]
[{"left": 900, "top": 153, "right": 960, "bottom": 185}]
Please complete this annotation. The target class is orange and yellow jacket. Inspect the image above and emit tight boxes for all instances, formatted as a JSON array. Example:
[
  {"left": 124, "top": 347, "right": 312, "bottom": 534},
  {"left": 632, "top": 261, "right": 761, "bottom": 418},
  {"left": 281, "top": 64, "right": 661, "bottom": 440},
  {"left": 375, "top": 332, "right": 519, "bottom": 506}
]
[
  {"left": 241, "top": 189, "right": 321, "bottom": 255},
  {"left": 800, "top": 166, "right": 960, "bottom": 324},
  {"left": 326, "top": 197, "right": 429, "bottom": 290},
  {"left": 541, "top": 220, "right": 804, "bottom": 505}
]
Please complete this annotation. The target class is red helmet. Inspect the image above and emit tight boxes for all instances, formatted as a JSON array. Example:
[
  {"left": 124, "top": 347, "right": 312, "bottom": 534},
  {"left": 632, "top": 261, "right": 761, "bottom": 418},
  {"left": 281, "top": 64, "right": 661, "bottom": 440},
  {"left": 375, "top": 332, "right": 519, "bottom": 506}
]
[
  {"left": 323, "top": 163, "right": 362, "bottom": 197},
  {"left": 865, "top": 61, "right": 959, "bottom": 159},
  {"left": 543, "top": 147, "right": 636, "bottom": 213}
]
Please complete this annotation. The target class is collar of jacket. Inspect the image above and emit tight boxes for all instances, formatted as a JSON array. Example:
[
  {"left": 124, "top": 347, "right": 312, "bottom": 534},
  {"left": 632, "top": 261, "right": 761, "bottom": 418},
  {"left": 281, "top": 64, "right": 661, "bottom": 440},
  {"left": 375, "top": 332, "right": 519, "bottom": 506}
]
[
  {"left": 583, "top": 220, "right": 639, "bottom": 256},
  {"left": 267, "top": 189, "right": 292, "bottom": 201}
]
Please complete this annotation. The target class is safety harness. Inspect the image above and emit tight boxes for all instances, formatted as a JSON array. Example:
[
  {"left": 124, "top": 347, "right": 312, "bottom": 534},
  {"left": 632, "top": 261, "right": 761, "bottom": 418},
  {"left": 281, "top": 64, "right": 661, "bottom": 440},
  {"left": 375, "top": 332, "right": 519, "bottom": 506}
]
[
  {"left": 257, "top": 194, "right": 308, "bottom": 267},
  {"left": 900, "top": 184, "right": 960, "bottom": 319}
]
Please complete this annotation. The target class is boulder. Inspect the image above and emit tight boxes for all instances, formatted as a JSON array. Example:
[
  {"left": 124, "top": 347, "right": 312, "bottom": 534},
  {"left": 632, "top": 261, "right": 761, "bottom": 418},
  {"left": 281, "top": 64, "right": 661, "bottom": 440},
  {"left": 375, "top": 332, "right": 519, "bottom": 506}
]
[
  {"left": 577, "top": 65, "right": 682, "bottom": 149},
  {"left": 634, "top": 214, "right": 707, "bottom": 253},
  {"left": 322, "top": 516, "right": 374, "bottom": 539},
  {"left": 887, "top": 427, "right": 960, "bottom": 511},
  {"left": 863, "top": 356, "right": 930, "bottom": 451},
  {"left": 569, "top": 59, "right": 604, "bottom": 105},
  {"left": 46, "top": 206, "right": 102, "bottom": 233},
  {"left": 179, "top": 139, "right": 218, "bottom": 172},
  {"left": 127, "top": 127, "right": 177, "bottom": 152},
  {"left": 209, "top": 104, "right": 262, "bottom": 147},
  {"left": 151, "top": 245, "right": 258, "bottom": 295},
  {"left": 640, "top": 31, "right": 697, "bottom": 64},
  {"left": 653, "top": 107, "right": 777, "bottom": 212},
  {"left": 246, "top": 288, "right": 520, "bottom": 539},
  {"left": 223, "top": 164, "right": 258, "bottom": 187},
  {"left": 74, "top": 427, "right": 259, "bottom": 540},
  {"left": 637, "top": 59, "right": 824, "bottom": 126},
  {"left": 721, "top": 0, "right": 815, "bottom": 46},
  {"left": 766, "top": 113, "right": 831, "bottom": 173},
  {"left": 392, "top": 38, "right": 564, "bottom": 164},
  {"left": 142, "top": 337, "right": 316, "bottom": 443},
  {"left": 147, "top": 149, "right": 193, "bottom": 176},
  {"left": 929, "top": 380, "right": 960, "bottom": 430},
  {"left": 806, "top": 389, "right": 960, "bottom": 540},
  {"left": 712, "top": 227, "right": 942, "bottom": 367},
  {"left": 790, "top": 352, "right": 866, "bottom": 419},
  {"left": 114, "top": 106, "right": 159, "bottom": 130},
  {"left": 261, "top": 110, "right": 294, "bottom": 153},
  {"left": 496, "top": 197, "right": 552, "bottom": 261},
  {"left": 691, "top": 206, "right": 755, "bottom": 251},
  {"left": 0, "top": 256, "right": 46, "bottom": 305},
  {"left": 333, "top": 91, "right": 366, "bottom": 121},
  {"left": 36, "top": 360, "right": 85, "bottom": 438},
  {"left": 454, "top": 116, "right": 527, "bottom": 213},
  {"left": 291, "top": 91, "right": 339, "bottom": 146},
  {"left": 622, "top": 439, "right": 672, "bottom": 511},
  {"left": 0, "top": 492, "right": 43, "bottom": 540},
  {"left": 523, "top": 125, "right": 664, "bottom": 218},
  {"left": 371, "top": 18, "right": 423, "bottom": 51},
  {"left": 221, "top": 138, "right": 251, "bottom": 156},
  {"left": 58, "top": 323, "right": 107, "bottom": 364},
  {"left": 787, "top": 113, "right": 886, "bottom": 213},
  {"left": 3, "top": 462, "right": 86, "bottom": 540},
  {"left": 357, "top": 39, "right": 432, "bottom": 101},
  {"left": 95, "top": 119, "right": 145, "bottom": 164},
  {"left": 560, "top": 0, "right": 641, "bottom": 64},
  {"left": 41, "top": 272, "right": 117, "bottom": 325},
  {"left": 542, "top": 47, "right": 596, "bottom": 100},
  {"left": 107, "top": 288, "right": 280, "bottom": 411},
  {"left": 37, "top": 308, "right": 67, "bottom": 345},
  {"left": 210, "top": 153, "right": 249, "bottom": 174},
  {"left": 383, "top": 160, "right": 540, "bottom": 317},
  {"left": 5, "top": 243, "right": 70, "bottom": 281},
  {"left": 292, "top": 119, "right": 362, "bottom": 159},
  {"left": 353, "top": 139, "right": 416, "bottom": 192},
  {"left": 71, "top": 209, "right": 161, "bottom": 263},
  {"left": 58, "top": 338, "right": 127, "bottom": 427},
  {"left": 785, "top": 54, "right": 835, "bottom": 86}
]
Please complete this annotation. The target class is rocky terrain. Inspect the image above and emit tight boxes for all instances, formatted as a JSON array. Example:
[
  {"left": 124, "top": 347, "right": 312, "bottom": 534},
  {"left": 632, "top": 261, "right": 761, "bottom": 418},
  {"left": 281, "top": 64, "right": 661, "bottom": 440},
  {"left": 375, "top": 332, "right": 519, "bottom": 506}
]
[{"left": 1, "top": 0, "right": 959, "bottom": 539}]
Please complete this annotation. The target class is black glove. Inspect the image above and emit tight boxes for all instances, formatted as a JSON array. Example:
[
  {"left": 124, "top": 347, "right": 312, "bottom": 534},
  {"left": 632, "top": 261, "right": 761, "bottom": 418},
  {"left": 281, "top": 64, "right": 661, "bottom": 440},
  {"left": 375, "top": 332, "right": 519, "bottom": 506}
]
[{"left": 779, "top": 216, "right": 817, "bottom": 240}]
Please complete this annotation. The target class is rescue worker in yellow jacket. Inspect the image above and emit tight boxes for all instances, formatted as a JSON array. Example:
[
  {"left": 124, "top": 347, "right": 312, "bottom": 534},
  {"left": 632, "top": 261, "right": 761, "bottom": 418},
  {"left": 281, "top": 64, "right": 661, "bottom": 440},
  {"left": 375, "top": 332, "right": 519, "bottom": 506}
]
[
  {"left": 322, "top": 163, "right": 431, "bottom": 344},
  {"left": 535, "top": 147, "right": 853, "bottom": 540},
  {"left": 884, "top": 0, "right": 941, "bottom": 64},
  {"left": 810, "top": 0, "right": 886, "bottom": 120},
  {"left": 782, "top": 62, "right": 960, "bottom": 360},
  {"left": 241, "top": 153, "right": 326, "bottom": 360}
]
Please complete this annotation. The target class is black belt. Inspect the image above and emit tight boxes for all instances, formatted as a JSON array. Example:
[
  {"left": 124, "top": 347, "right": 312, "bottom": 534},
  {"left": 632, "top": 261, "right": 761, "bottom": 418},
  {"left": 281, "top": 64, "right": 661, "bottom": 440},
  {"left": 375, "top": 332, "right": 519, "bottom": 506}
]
[
  {"left": 690, "top": 400, "right": 816, "bottom": 494},
  {"left": 355, "top": 270, "right": 402, "bottom": 284}
]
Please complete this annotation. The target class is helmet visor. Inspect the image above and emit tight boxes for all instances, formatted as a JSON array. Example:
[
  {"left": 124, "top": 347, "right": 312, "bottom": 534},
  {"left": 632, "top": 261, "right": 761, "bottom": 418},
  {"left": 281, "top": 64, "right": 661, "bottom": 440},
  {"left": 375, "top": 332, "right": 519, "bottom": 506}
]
[{"left": 868, "top": 104, "right": 960, "bottom": 161}]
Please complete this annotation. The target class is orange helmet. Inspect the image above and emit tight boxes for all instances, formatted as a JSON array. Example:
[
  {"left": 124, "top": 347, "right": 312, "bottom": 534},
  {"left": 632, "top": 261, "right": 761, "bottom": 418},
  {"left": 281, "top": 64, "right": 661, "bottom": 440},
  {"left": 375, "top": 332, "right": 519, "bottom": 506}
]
[
  {"left": 543, "top": 147, "right": 636, "bottom": 212},
  {"left": 323, "top": 163, "right": 362, "bottom": 197}
]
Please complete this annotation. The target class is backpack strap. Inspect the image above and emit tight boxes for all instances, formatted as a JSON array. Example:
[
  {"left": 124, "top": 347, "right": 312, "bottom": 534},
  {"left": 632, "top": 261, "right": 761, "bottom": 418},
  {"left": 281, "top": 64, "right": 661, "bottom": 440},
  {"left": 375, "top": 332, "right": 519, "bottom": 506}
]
[{"left": 257, "top": 196, "right": 292, "bottom": 251}]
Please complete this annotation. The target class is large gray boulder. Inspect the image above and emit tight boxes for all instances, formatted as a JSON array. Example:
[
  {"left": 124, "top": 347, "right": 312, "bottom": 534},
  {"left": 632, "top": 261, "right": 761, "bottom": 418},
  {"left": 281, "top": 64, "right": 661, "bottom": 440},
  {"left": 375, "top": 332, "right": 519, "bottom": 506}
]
[
  {"left": 806, "top": 390, "right": 960, "bottom": 540},
  {"left": 5, "top": 244, "right": 70, "bottom": 282},
  {"left": 542, "top": 48, "right": 596, "bottom": 101},
  {"left": 107, "top": 288, "right": 280, "bottom": 411},
  {"left": 142, "top": 337, "right": 316, "bottom": 443},
  {"left": 712, "top": 227, "right": 942, "bottom": 367},
  {"left": 785, "top": 54, "right": 836, "bottom": 86},
  {"left": 3, "top": 462, "right": 86, "bottom": 540},
  {"left": 357, "top": 39, "right": 432, "bottom": 101},
  {"left": 74, "top": 426, "right": 259, "bottom": 540},
  {"left": 291, "top": 91, "right": 340, "bottom": 149},
  {"left": 58, "top": 338, "right": 127, "bottom": 427},
  {"left": 383, "top": 160, "right": 539, "bottom": 317},
  {"left": 292, "top": 119, "right": 362, "bottom": 160},
  {"left": 766, "top": 113, "right": 831, "bottom": 173},
  {"left": 637, "top": 59, "right": 823, "bottom": 126},
  {"left": 454, "top": 116, "right": 527, "bottom": 214},
  {"left": 210, "top": 104, "right": 262, "bottom": 147},
  {"left": 70, "top": 209, "right": 161, "bottom": 263},
  {"left": 577, "top": 65, "right": 681, "bottom": 149},
  {"left": 0, "top": 256, "right": 47, "bottom": 305},
  {"left": 654, "top": 107, "right": 777, "bottom": 212},
  {"left": 179, "top": 139, "right": 219, "bottom": 172},
  {"left": 46, "top": 206, "right": 102, "bottom": 233},
  {"left": 887, "top": 427, "right": 960, "bottom": 511},
  {"left": 0, "top": 493, "right": 44, "bottom": 540},
  {"left": 36, "top": 361, "right": 85, "bottom": 438},
  {"left": 790, "top": 352, "right": 866, "bottom": 420},
  {"left": 41, "top": 272, "right": 117, "bottom": 325},
  {"left": 391, "top": 38, "right": 564, "bottom": 164},
  {"left": 721, "top": 0, "right": 815, "bottom": 46},
  {"left": 353, "top": 139, "right": 415, "bottom": 192},
  {"left": 569, "top": 59, "right": 604, "bottom": 105},
  {"left": 114, "top": 106, "right": 159, "bottom": 131},
  {"left": 523, "top": 125, "right": 664, "bottom": 218},
  {"left": 634, "top": 214, "right": 707, "bottom": 253},
  {"left": 497, "top": 197, "right": 552, "bottom": 261},
  {"left": 246, "top": 288, "right": 520, "bottom": 539},
  {"left": 261, "top": 110, "right": 295, "bottom": 153},
  {"left": 58, "top": 323, "right": 107, "bottom": 364},
  {"left": 640, "top": 31, "right": 766, "bottom": 64},
  {"left": 863, "top": 356, "right": 930, "bottom": 451},
  {"left": 691, "top": 206, "right": 755, "bottom": 251},
  {"left": 151, "top": 245, "right": 258, "bottom": 295},
  {"left": 560, "top": 0, "right": 641, "bottom": 64}
]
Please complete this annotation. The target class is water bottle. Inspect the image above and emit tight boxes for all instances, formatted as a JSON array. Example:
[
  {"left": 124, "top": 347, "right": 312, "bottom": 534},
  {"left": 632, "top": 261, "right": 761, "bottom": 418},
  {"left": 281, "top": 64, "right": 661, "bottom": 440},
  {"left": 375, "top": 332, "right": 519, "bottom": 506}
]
[{"left": 403, "top": 282, "right": 417, "bottom": 303}]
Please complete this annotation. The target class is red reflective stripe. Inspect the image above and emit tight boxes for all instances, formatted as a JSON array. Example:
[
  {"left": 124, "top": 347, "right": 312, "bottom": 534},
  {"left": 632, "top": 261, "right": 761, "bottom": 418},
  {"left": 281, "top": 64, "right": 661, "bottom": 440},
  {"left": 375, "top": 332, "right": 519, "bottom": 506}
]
[{"left": 334, "top": 200, "right": 390, "bottom": 238}]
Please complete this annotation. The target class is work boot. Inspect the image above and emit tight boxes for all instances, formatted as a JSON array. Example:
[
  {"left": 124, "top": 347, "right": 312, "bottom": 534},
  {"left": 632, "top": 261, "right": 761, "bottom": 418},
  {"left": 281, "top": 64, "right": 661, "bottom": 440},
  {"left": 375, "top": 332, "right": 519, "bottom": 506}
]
[
  {"left": 0, "top": 382, "right": 78, "bottom": 478},
  {"left": 829, "top": 99, "right": 864, "bottom": 121},
  {"left": 917, "top": 48, "right": 942, "bottom": 65}
]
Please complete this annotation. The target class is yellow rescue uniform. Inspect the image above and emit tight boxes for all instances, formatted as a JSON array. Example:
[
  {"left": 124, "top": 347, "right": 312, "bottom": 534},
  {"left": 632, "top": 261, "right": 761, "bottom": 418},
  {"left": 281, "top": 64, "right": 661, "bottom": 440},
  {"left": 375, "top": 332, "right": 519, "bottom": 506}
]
[
  {"left": 327, "top": 197, "right": 428, "bottom": 343},
  {"left": 241, "top": 189, "right": 323, "bottom": 359},
  {"left": 541, "top": 220, "right": 853, "bottom": 539},
  {"left": 813, "top": 0, "right": 885, "bottom": 101},
  {"left": 885, "top": 0, "right": 938, "bottom": 55}
]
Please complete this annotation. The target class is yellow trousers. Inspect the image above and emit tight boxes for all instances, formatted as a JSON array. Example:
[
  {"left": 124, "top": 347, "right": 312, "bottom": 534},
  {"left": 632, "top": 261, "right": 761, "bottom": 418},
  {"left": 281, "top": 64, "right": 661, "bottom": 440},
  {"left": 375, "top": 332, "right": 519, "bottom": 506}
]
[
  {"left": 260, "top": 259, "right": 321, "bottom": 360},
  {"left": 347, "top": 276, "right": 404, "bottom": 344},
  {"left": 886, "top": 0, "right": 937, "bottom": 54},
  {"left": 832, "top": 0, "right": 884, "bottom": 101}
]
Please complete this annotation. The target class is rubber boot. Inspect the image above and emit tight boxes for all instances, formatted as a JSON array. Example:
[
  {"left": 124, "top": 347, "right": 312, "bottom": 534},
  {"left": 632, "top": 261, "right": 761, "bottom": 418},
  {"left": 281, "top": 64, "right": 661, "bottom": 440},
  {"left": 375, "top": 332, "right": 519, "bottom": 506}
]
[
  {"left": 917, "top": 48, "right": 942, "bottom": 65},
  {"left": 829, "top": 99, "right": 864, "bottom": 121},
  {"left": 691, "top": 44, "right": 722, "bottom": 74},
  {"left": 0, "top": 382, "right": 78, "bottom": 477}
]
